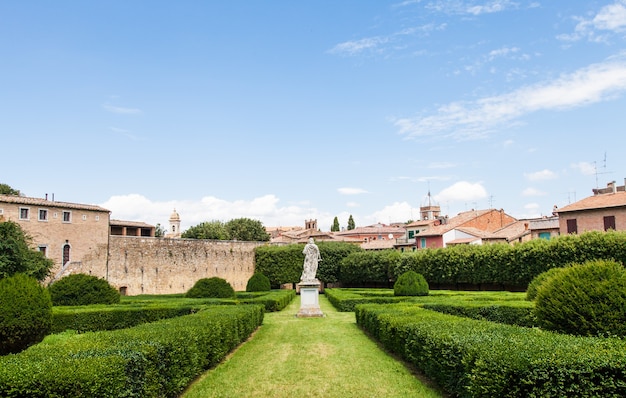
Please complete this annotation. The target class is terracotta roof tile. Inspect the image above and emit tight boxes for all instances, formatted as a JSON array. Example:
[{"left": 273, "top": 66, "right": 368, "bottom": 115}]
[
  {"left": 555, "top": 192, "right": 626, "bottom": 213},
  {"left": 0, "top": 194, "right": 110, "bottom": 213}
]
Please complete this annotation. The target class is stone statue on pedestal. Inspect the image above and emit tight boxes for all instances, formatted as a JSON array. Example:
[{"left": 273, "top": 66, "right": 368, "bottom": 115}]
[{"left": 301, "top": 238, "right": 321, "bottom": 282}]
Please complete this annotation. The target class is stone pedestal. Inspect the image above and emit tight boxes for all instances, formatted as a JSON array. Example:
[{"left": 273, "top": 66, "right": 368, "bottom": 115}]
[{"left": 296, "top": 280, "right": 324, "bottom": 318}]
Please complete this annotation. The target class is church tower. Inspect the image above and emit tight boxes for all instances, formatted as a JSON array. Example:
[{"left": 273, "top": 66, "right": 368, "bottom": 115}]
[
  {"left": 420, "top": 191, "right": 441, "bottom": 220},
  {"left": 167, "top": 209, "right": 181, "bottom": 238}
]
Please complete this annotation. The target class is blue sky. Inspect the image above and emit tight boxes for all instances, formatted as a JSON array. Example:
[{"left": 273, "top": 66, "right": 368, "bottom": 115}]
[{"left": 2, "top": 1, "right": 626, "bottom": 232}]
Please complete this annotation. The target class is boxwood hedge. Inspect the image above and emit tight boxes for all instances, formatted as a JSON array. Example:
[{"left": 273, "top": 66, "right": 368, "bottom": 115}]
[{"left": 0, "top": 305, "right": 264, "bottom": 398}]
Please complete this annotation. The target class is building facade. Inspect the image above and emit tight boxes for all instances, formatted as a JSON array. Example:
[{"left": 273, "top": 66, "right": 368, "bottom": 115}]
[
  {"left": 0, "top": 194, "right": 110, "bottom": 283},
  {"left": 555, "top": 180, "right": 626, "bottom": 234}
]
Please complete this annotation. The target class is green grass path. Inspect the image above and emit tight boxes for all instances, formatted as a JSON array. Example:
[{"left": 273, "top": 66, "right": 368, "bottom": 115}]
[{"left": 182, "top": 295, "right": 443, "bottom": 398}]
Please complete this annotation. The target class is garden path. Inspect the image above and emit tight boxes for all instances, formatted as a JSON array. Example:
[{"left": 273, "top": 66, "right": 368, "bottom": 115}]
[{"left": 182, "top": 294, "right": 443, "bottom": 398}]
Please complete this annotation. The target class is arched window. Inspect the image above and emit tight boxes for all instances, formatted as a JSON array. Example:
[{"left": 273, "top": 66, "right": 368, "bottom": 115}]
[{"left": 62, "top": 243, "right": 71, "bottom": 265}]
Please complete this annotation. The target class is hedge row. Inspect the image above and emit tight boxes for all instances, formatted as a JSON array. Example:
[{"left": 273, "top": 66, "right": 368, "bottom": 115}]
[
  {"left": 256, "top": 231, "right": 626, "bottom": 289},
  {"left": 356, "top": 304, "right": 626, "bottom": 397},
  {"left": 395, "top": 230, "right": 626, "bottom": 288},
  {"left": 422, "top": 303, "right": 536, "bottom": 328},
  {"left": 255, "top": 242, "right": 362, "bottom": 286},
  {"left": 51, "top": 304, "right": 206, "bottom": 333},
  {"left": 237, "top": 289, "right": 296, "bottom": 312},
  {"left": 0, "top": 304, "right": 264, "bottom": 398},
  {"left": 324, "top": 288, "right": 415, "bottom": 312}
]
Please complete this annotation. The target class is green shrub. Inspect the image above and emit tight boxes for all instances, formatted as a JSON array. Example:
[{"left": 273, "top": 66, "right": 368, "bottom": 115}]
[
  {"left": 533, "top": 259, "right": 626, "bottom": 337},
  {"left": 525, "top": 266, "right": 567, "bottom": 301},
  {"left": 49, "top": 274, "right": 120, "bottom": 306},
  {"left": 393, "top": 271, "right": 429, "bottom": 296},
  {"left": 186, "top": 277, "right": 235, "bottom": 298},
  {"left": 246, "top": 272, "right": 271, "bottom": 292},
  {"left": 0, "top": 273, "right": 52, "bottom": 354}
]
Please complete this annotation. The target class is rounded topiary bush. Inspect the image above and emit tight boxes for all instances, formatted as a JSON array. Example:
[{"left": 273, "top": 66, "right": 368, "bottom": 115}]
[
  {"left": 526, "top": 267, "right": 568, "bottom": 301},
  {"left": 186, "top": 277, "right": 235, "bottom": 298},
  {"left": 394, "top": 270, "right": 429, "bottom": 296},
  {"left": 0, "top": 273, "right": 52, "bottom": 354},
  {"left": 246, "top": 272, "right": 271, "bottom": 292},
  {"left": 48, "top": 273, "right": 120, "bottom": 306},
  {"left": 533, "top": 259, "right": 626, "bottom": 337}
]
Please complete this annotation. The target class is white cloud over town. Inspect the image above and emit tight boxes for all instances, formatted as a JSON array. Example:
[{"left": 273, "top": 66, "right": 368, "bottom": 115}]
[{"left": 395, "top": 56, "right": 626, "bottom": 140}]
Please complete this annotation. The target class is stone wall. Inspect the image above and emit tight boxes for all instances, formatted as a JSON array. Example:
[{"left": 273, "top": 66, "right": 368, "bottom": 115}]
[{"left": 71, "top": 236, "right": 265, "bottom": 296}]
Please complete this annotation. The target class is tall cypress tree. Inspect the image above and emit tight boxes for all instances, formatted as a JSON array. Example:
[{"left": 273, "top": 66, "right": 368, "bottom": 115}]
[
  {"left": 347, "top": 215, "right": 355, "bottom": 230},
  {"left": 331, "top": 217, "right": 340, "bottom": 232}
]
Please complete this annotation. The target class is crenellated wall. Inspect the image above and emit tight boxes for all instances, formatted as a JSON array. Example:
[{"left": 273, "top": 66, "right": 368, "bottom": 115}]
[{"left": 68, "top": 236, "right": 266, "bottom": 295}]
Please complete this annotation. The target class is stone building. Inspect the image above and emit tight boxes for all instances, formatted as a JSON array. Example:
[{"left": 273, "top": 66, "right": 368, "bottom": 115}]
[{"left": 0, "top": 194, "right": 110, "bottom": 283}]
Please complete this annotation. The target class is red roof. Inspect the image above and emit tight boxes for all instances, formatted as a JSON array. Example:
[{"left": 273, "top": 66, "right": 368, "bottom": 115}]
[{"left": 556, "top": 191, "right": 626, "bottom": 213}]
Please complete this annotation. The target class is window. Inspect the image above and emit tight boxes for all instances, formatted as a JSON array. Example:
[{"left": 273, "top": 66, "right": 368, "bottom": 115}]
[
  {"left": 0, "top": 209, "right": 3, "bottom": 215},
  {"left": 95, "top": 215, "right": 100, "bottom": 221},
  {"left": 38, "top": 209, "right": 48, "bottom": 221},
  {"left": 420, "top": 238, "right": 427, "bottom": 248},
  {"left": 38, "top": 246, "right": 48, "bottom": 256},
  {"left": 408, "top": 230, "right": 415, "bottom": 239},
  {"left": 566, "top": 219, "right": 578, "bottom": 234},
  {"left": 62, "top": 211, "right": 71, "bottom": 223},
  {"left": 538, "top": 232, "right": 551, "bottom": 240},
  {"left": 19, "top": 207, "right": 30, "bottom": 220},
  {"left": 82, "top": 214, "right": 87, "bottom": 221},
  {"left": 62, "top": 243, "right": 70, "bottom": 265},
  {"left": 604, "top": 215, "right": 616, "bottom": 231}
]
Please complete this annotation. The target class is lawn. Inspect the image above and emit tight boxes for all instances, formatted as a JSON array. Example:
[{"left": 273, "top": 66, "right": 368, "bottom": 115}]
[{"left": 182, "top": 294, "right": 444, "bottom": 398}]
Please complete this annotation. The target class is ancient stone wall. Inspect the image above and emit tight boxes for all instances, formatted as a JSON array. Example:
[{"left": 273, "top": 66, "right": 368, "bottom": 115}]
[{"left": 72, "top": 236, "right": 265, "bottom": 296}]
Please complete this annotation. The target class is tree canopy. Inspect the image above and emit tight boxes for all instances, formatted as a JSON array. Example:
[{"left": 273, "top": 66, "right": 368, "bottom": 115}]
[
  {"left": 331, "top": 216, "right": 340, "bottom": 232},
  {"left": 182, "top": 218, "right": 270, "bottom": 242},
  {"left": 0, "top": 183, "right": 20, "bottom": 196},
  {"left": 181, "top": 220, "right": 229, "bottom": 240},
  {"left": 0, "top": 221, "right": 53, "bottom": 281}
]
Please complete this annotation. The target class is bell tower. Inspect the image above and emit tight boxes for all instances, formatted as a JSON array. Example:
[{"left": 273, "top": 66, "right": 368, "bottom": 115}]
[{"left": 167, "top": 209, "right": 181, "bottom": 238}]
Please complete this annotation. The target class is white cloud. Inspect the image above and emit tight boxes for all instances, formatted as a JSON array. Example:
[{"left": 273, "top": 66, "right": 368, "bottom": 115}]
[
  {"left": 525, "top": 169, "right": 558, "bottom": 181},
  {"left": 100, "top": 193, "right": 325, "bottom": 232},
  {"left": 425, "top": 0, "right": 518, "bottom": 15},
  {"left": 395, "top": 56, "right": 626, "bottom": 140},
  {"left": 434, "top": 181, "right": 488, "bottom": 204},
  {"left": 338, "top": 187, "right": 368, "bottom": 195},
  {"left": 571, "top": 161, "right": 598, "bottom": 176},
  {"left": 559, "top": 1, "right": 626, "bottom": 42},
  {"left": 103, "top": 104, "right": 142, "bottom": 114},
  {"left": 329, "top": 23, "right": 445, "bottom": 56},
  {"left": 522, "top": 187, "right": 546, "bottom": 196},
  {"left": 367, "top": 201, "right": 420, "bottom": 224},
  {"left": 346, "top": 201, "right": 360, "bottom": 208}
]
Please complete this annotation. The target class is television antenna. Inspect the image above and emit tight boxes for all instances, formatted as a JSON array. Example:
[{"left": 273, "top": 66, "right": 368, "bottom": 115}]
[{"left": 594, "top": 152, "right": 612, "bottom": 188}]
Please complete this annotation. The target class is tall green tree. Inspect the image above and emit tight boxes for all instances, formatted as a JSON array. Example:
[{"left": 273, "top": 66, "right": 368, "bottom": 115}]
[
  {"left": 181, "top": 220, "right": 228, "bottom": 240},
  {"left": 331, "top": 216, "right": 340, "bottom": 232},
  {"left": 225, "top": 218, "right": 271, "bottom": 242},
  {"left": 0, "top": 183, "right": 20, "bottom": 196},
  {"left": 347, "top": 214, "right": 356, "bottom": 230},
  {"left": 0, "top": 221, "right": 53, "bottom": 281}
]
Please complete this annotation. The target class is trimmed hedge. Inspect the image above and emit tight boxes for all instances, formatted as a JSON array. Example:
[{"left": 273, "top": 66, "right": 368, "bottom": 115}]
[
  {"left": 48, "top": 274, "right": 120, "bottom": 306},
  {"left": 255, "top": 242, "right": 362, "bottom": 286},
  {"left": 325, "top": 288, "right": 414, "bottom": 312},
  {"left": 51, "top": 304, "right": 208, "bottom": 333},
  {"left": 0, "top": 305, "right": 264, "bottom": 398},
  {"left": 246, "top": 272, "right": 271, "bottom": 292},
  {"left": 356, "top": 303, "right": 626, "bottom": 397},
  {"left": 394, "top": 270, "right": 429, "bottom": 296},
  {"left": 186, "top": 277, "right": 235, "bottom": 298},
  {"left": 422, "top": 303, "right": 536, "bottom": 328},
  {"left": 0, "top": 273, "right": 52, "bottom": 354},
  {"left": 534, "top": 259, "right": 626, "bottom": 337},
  {"left": 238, "top": 289, "right": 296, "bottom": 312}
]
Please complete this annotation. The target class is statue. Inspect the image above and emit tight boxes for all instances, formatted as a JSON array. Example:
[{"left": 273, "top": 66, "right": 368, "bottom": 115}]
[{"left": 301, "top": 238, "right": 321, "bottom": 282}]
